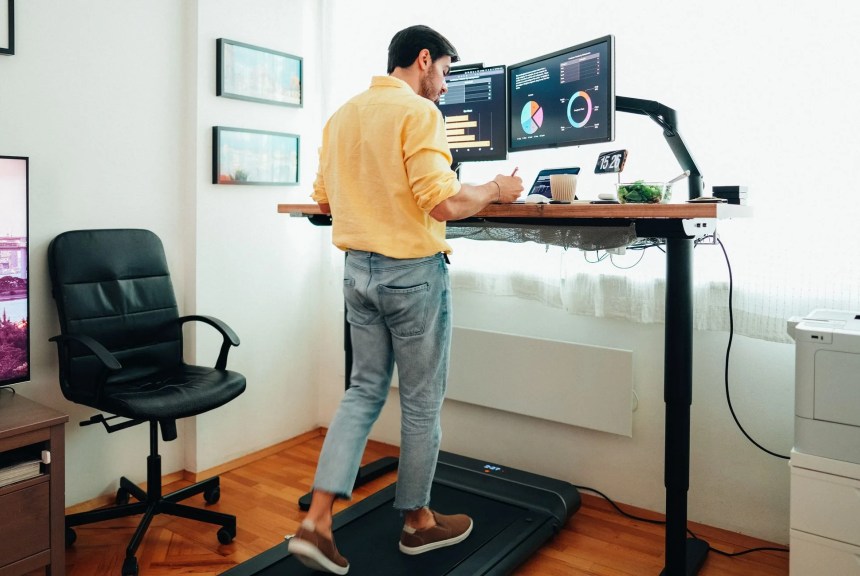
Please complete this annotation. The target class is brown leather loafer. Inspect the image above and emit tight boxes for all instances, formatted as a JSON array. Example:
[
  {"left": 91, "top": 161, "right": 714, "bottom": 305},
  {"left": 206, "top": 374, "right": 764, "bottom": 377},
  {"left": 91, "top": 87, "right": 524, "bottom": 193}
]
[
  {"left": 399, "top": 510, "right": 473, "bottom": 555},
  {"left": 287, "top": 520, "right": 350, "bottom": 574}
]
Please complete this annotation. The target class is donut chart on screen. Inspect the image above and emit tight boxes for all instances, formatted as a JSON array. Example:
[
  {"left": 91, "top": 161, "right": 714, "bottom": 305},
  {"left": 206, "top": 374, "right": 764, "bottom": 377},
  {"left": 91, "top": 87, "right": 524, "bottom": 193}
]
[
  {"left": 566, "top": 91, "right": 593, "bottom": 128},
  {"left": 521, "top": 101, "right": 543, "bottom": 134}
]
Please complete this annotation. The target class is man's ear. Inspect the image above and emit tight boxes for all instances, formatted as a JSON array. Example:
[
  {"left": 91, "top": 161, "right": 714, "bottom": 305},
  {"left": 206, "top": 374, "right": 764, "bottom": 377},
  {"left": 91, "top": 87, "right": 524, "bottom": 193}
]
[{"left": 416, "top": 48, "right": 431, "bottom": 70}]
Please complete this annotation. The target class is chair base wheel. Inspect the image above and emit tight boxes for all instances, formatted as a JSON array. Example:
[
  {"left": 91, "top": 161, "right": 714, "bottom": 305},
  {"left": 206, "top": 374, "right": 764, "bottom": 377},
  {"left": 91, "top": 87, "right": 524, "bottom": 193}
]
[
  {"left": 204, "top": 485, "right": 220, "bottom": 504},
  {"left": 217, "top": 526, "right": 235, "bottom": 544}
]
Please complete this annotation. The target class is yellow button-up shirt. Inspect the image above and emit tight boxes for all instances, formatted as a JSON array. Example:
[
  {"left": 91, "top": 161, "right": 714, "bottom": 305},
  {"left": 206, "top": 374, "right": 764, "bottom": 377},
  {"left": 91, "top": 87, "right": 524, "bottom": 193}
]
[{"left": 312, "top": 76, "right": 461, "bottom": 258}]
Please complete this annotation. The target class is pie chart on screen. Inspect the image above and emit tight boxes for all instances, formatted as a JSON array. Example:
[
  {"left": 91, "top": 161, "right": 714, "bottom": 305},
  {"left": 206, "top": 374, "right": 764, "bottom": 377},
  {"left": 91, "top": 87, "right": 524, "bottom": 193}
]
[{"left": 521, "top": 101, "right": 543, "bottom": 134}]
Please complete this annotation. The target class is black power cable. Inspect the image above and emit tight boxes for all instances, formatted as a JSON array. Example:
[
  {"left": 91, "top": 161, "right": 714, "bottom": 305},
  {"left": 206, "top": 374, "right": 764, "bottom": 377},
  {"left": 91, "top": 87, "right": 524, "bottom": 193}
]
[
  {"left": 709, "top": 235, "right": 790, "bottom": 461},
  {"left": 574, "top": 484, "right": 789, "bottom": 558}
]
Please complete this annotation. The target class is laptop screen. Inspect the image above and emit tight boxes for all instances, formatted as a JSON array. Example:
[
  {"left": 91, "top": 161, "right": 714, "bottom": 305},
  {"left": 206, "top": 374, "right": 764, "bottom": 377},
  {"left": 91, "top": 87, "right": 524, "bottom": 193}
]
[{"left": 528, "top": 167, "right": 580, "bottom": 198}]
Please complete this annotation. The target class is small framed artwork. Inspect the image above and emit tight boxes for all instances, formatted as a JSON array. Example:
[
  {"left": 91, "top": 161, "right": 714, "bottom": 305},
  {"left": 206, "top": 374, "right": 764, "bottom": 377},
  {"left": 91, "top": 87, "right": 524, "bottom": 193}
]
[
  {"left": 0, "top": 0, "right": 14, "bottom": 55},
  {"left": 216, "top": 38, "right": 302, "bottom": 107},
  {"left": 213, "top": 126, "right": 299, "bottom": 185}
]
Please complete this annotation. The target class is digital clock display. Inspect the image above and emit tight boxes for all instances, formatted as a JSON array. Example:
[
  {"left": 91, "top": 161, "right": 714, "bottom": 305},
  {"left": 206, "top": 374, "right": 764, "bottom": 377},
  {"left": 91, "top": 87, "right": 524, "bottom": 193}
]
[{"left": 594, "top": 149, "right": 627, "bottom": 174}]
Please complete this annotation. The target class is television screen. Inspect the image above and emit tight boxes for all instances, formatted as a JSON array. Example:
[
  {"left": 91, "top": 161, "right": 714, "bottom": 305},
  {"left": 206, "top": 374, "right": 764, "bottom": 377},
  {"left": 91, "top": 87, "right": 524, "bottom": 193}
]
[
  {"left": 0, "top": 156, "right": 29, "bottom": 386},
  {"left": 508, "top": 35, "right": 614, "bottom": 152},
  {"left": 437, "top": 64, "right": 507, "bottom": 166}
]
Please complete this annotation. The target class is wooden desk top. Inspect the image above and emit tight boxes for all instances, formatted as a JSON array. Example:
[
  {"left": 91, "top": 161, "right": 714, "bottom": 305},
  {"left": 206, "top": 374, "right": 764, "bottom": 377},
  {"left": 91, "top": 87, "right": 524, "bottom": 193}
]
[{"left": 278, "top": 201, "right": 751, "bottom": 221}]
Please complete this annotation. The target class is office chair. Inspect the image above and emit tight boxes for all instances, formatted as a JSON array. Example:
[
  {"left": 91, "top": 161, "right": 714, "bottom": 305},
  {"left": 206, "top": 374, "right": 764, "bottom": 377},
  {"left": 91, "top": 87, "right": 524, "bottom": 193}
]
[{"left": 48, "top": 229, "right": 247, "bottom": 576}]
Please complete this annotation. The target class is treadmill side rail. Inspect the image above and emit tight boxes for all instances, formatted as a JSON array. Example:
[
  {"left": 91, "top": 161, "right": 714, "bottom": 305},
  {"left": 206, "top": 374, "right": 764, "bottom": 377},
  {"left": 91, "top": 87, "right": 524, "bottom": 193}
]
[{"left": 437, "top": 451, "right": 581, "bottom": 525}]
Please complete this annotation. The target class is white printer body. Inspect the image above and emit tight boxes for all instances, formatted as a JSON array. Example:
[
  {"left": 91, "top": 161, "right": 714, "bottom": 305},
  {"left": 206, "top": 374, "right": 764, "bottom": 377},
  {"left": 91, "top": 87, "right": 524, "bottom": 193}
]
[{"left": 788, "top": 309, "right": 860, "bottom": 464}]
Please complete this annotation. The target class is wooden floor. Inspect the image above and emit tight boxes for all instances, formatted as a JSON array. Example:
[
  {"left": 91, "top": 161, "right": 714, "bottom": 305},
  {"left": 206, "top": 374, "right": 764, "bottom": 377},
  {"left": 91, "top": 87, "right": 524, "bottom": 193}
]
[{"left": 61, "top": 430, "right": 789, "bottom": 575}]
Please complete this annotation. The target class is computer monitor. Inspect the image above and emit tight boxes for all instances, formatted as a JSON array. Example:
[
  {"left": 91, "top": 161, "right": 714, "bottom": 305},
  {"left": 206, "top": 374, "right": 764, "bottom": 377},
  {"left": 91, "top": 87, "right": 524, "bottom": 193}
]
[
  {"left": 0, "top": 156, "right": 29, "bottom": 386},
  {"left": 507, "top": 35, "right": 614, "bottom": 152},
  {"left": 437, "top": 64, "right": 507, "bottom": 166}
]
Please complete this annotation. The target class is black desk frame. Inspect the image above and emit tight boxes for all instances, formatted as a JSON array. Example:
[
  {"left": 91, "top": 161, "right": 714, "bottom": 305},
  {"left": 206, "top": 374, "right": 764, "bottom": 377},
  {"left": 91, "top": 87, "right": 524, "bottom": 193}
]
[
  {"left": 447, "top": 216, "right": 710, "bottom": 576},
  {"left": 616, "top": 95, "right": 707, "bottom": 576}
]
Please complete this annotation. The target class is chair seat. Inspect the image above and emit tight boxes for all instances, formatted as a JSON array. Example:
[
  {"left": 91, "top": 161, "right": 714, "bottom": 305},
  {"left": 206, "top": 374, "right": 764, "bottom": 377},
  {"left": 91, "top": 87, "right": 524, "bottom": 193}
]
[{"left": 99, "top": 365, "right": 246, "bottom": 421}]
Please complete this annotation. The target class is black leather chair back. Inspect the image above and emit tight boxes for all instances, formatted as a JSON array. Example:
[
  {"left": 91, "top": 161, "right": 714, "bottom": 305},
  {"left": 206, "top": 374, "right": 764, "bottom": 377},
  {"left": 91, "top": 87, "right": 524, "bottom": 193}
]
[{"left": 48, "top": 229, "right": 183, "bottom": 401}]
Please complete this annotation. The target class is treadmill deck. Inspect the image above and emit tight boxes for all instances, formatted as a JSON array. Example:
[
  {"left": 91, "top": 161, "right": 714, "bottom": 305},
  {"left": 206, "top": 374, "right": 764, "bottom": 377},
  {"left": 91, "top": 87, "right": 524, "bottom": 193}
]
[{"left": 221, "top": 452, "right": 579, "bottom": 576}]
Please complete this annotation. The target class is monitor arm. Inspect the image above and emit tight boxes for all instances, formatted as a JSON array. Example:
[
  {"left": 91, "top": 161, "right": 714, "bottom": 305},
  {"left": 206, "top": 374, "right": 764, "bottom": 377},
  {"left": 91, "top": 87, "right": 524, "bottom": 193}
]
[{"left": 616, "top": 96, "right": 704, "bottom": 199}]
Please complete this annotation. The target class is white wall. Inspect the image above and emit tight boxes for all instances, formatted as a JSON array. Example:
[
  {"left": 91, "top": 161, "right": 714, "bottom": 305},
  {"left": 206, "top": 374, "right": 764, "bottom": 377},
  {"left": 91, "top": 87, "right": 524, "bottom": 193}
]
[
  {"left": 189, "top": 0, "right": 325, "bottom": 472},
  {"left": 0, "top": 0, "right": 326, "bottom": 504},
  {"left": 449, "top": 295, "right": 794, "bottom": 542},
  {"left": 1, "top": 0, "right": 196, "bottom": 505}
]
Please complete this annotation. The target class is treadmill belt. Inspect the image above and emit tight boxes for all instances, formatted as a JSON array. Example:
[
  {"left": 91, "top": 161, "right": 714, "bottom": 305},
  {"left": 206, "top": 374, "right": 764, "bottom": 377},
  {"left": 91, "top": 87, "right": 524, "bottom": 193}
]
[{"left": 223, "top": 481, "right": 554, "bottom": 576}]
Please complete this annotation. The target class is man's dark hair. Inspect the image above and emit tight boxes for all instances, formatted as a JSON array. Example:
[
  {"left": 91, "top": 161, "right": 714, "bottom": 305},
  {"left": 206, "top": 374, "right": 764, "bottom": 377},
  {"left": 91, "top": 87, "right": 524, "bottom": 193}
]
[{"left": 387, "top": 25, "right": 460, "bottom": 74}]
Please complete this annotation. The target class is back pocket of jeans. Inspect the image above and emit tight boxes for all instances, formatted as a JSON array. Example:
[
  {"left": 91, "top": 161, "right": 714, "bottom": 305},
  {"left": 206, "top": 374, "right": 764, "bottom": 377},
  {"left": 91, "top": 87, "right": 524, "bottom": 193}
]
[{"left": 378, "top": 283, "right": 429, "bottom": 337}]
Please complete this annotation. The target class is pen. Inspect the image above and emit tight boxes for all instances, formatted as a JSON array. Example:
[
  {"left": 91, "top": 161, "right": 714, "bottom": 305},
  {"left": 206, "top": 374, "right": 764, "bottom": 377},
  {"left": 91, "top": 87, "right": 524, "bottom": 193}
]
[{"left": 511, "top": 167, "right": 519, "bottom": 177}]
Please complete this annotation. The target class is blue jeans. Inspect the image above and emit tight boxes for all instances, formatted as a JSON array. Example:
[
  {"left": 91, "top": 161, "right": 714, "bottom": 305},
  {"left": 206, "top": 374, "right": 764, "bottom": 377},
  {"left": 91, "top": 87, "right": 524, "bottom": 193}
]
[{"left": 312, "top": 250, "right": 452, "bottom": 511}]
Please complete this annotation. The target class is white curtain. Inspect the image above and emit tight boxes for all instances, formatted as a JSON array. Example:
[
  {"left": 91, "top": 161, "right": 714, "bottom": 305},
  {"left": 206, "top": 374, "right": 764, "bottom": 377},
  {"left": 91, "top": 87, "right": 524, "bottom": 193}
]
[{"left": 448, "top": 227, "right": 860, "bottom": 344}]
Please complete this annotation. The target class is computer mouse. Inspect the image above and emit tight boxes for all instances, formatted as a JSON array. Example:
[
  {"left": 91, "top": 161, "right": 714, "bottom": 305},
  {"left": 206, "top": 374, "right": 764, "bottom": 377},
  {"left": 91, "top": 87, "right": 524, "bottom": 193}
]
[{"left": 525, "top": 195, "right": 549, "bottom": 204}]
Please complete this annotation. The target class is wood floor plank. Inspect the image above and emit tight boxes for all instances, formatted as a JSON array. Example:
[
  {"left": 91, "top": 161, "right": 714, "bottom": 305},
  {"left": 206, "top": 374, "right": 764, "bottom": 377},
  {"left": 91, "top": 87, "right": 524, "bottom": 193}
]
[{"left": 62, "top": 432, "right": 788, "bottom": 575}]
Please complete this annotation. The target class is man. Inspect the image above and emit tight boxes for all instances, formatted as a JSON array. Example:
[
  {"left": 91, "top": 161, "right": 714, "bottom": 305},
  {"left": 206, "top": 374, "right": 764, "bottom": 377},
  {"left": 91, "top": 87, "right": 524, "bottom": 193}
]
[{"left": 287, "top": 25, "right": 523, "bottom": 574}]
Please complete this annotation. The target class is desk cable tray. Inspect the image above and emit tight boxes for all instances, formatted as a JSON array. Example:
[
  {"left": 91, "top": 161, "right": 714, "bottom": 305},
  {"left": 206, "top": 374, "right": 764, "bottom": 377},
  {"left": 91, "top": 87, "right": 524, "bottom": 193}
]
[{"left": 446, "top": 221, "right": 637, "bottom": 251}]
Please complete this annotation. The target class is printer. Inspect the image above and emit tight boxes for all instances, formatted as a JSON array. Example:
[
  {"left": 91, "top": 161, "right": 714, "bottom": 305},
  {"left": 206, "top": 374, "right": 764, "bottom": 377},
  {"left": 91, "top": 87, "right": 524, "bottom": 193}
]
[{"left": 788, "top": 309, "right": 860, "bottom": 464}]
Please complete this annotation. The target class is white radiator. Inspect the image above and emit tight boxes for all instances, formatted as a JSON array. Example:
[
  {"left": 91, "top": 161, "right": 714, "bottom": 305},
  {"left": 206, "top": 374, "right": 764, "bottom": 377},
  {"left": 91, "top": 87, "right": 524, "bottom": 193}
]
[{"left": 444, "top": 327, "right": 634, "bottom": 437}]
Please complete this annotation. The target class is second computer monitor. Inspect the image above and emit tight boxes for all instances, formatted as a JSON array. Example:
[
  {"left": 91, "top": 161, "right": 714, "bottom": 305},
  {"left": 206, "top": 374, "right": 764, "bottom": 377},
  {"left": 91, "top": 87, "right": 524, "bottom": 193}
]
[
  {"left": 508, "top": 35, "right": 615, "bottom": 152},
  {"left": 438, "top": 64, "right": 508, "bottom": 165}
]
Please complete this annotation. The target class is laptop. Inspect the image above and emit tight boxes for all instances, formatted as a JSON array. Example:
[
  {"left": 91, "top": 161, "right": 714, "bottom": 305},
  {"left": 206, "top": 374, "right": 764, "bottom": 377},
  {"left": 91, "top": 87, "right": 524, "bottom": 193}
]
[{"left": 526, "top": 167, "right": 580, "bottom": 200}]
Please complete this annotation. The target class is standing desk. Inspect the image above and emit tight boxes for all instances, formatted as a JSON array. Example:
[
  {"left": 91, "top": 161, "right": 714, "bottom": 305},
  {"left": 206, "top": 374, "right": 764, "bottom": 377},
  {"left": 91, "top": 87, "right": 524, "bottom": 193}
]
[{"left": 278, "top": 200, "right": 751, "bottom": 576}]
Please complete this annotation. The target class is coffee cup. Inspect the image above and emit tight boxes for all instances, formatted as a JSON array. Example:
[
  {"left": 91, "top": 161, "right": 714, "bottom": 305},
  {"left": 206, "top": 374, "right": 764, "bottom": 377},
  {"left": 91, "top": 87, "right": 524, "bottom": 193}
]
[{"left": 549, "top": 174, "right": 577, "bottom": 202}]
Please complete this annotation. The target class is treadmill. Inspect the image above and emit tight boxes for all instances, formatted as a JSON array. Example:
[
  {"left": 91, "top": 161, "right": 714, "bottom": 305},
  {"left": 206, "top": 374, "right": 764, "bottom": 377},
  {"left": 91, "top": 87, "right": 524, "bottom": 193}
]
[
  {"left": 222, "top": 450, "right": 579, "bottom": 575},
  {"left": 223, "top": 255, "right": 580, "bottom": 575}
]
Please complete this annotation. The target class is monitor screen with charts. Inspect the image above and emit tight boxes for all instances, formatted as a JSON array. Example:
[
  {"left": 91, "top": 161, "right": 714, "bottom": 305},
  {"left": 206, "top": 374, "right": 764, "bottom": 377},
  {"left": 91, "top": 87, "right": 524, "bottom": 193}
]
[
  {"left": 508, "top": 35, "right": 615, "bottom": 152},
  {"left": 437, "top": 64, "right": 508, "bottom": 166}
]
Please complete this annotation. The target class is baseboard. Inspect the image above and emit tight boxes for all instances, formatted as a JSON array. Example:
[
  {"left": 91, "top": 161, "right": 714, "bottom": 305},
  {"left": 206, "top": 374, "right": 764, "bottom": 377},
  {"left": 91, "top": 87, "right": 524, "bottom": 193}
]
[
  {"left": 183, "top": 428, "right": 324, "bottom": 483},
  {"left": 65, "top": 427, "right": 326, "bottom": 514}
]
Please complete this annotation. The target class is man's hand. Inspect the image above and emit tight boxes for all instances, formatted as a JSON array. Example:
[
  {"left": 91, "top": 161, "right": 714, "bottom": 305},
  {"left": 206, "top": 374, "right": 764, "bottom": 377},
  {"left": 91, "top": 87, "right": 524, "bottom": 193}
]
[
  {"left": 490, "top": 173, "right": 524, "bottom": 204},
  {"left": 430, "top": 173, "right": 524, "bottom": 221}
]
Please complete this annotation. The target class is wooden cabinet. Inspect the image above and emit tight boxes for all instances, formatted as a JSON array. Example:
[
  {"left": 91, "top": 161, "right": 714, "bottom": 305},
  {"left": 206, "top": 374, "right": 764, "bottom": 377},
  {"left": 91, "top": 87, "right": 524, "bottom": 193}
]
[{"left": 0, "top": 393, "right": 68, "bottom": 576}]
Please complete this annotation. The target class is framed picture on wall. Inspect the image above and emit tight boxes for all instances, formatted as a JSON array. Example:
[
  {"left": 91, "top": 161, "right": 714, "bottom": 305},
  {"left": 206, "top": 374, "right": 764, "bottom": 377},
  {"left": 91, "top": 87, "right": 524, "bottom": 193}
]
[
  {"left": 0, "top": 0, "right": 14, "bottom": 55},
  {"left": 213, "top": 126, "right": 299, "bottom": 185},
  {"left": 216, "top": 38, "right": 302, "bottom": 107}
]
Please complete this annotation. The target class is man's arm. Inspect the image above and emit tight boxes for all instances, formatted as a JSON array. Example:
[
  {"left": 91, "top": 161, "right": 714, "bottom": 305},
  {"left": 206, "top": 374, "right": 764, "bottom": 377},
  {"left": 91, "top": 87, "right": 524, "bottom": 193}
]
[{"left": 429, "top": 174, "right": 523, "bottom": 222}]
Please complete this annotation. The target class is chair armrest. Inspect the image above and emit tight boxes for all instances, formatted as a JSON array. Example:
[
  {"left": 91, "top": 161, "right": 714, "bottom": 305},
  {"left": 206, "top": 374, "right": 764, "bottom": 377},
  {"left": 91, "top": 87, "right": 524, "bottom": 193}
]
[
  {"left": 49, "top": 333, "right": 122, "bottom": 370},
  {"left": 49, "top": 333, "right": 122, "bottom": 404},
  {"left": 177, "top": 314, "right": 241, "bottom": 370}
]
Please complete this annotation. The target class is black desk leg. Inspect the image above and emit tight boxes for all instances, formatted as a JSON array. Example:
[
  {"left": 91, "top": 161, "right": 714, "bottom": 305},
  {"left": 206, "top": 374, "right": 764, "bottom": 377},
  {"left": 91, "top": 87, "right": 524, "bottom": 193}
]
[{"left": 661, "top": 237, "right": 709, "bottom": 576}]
